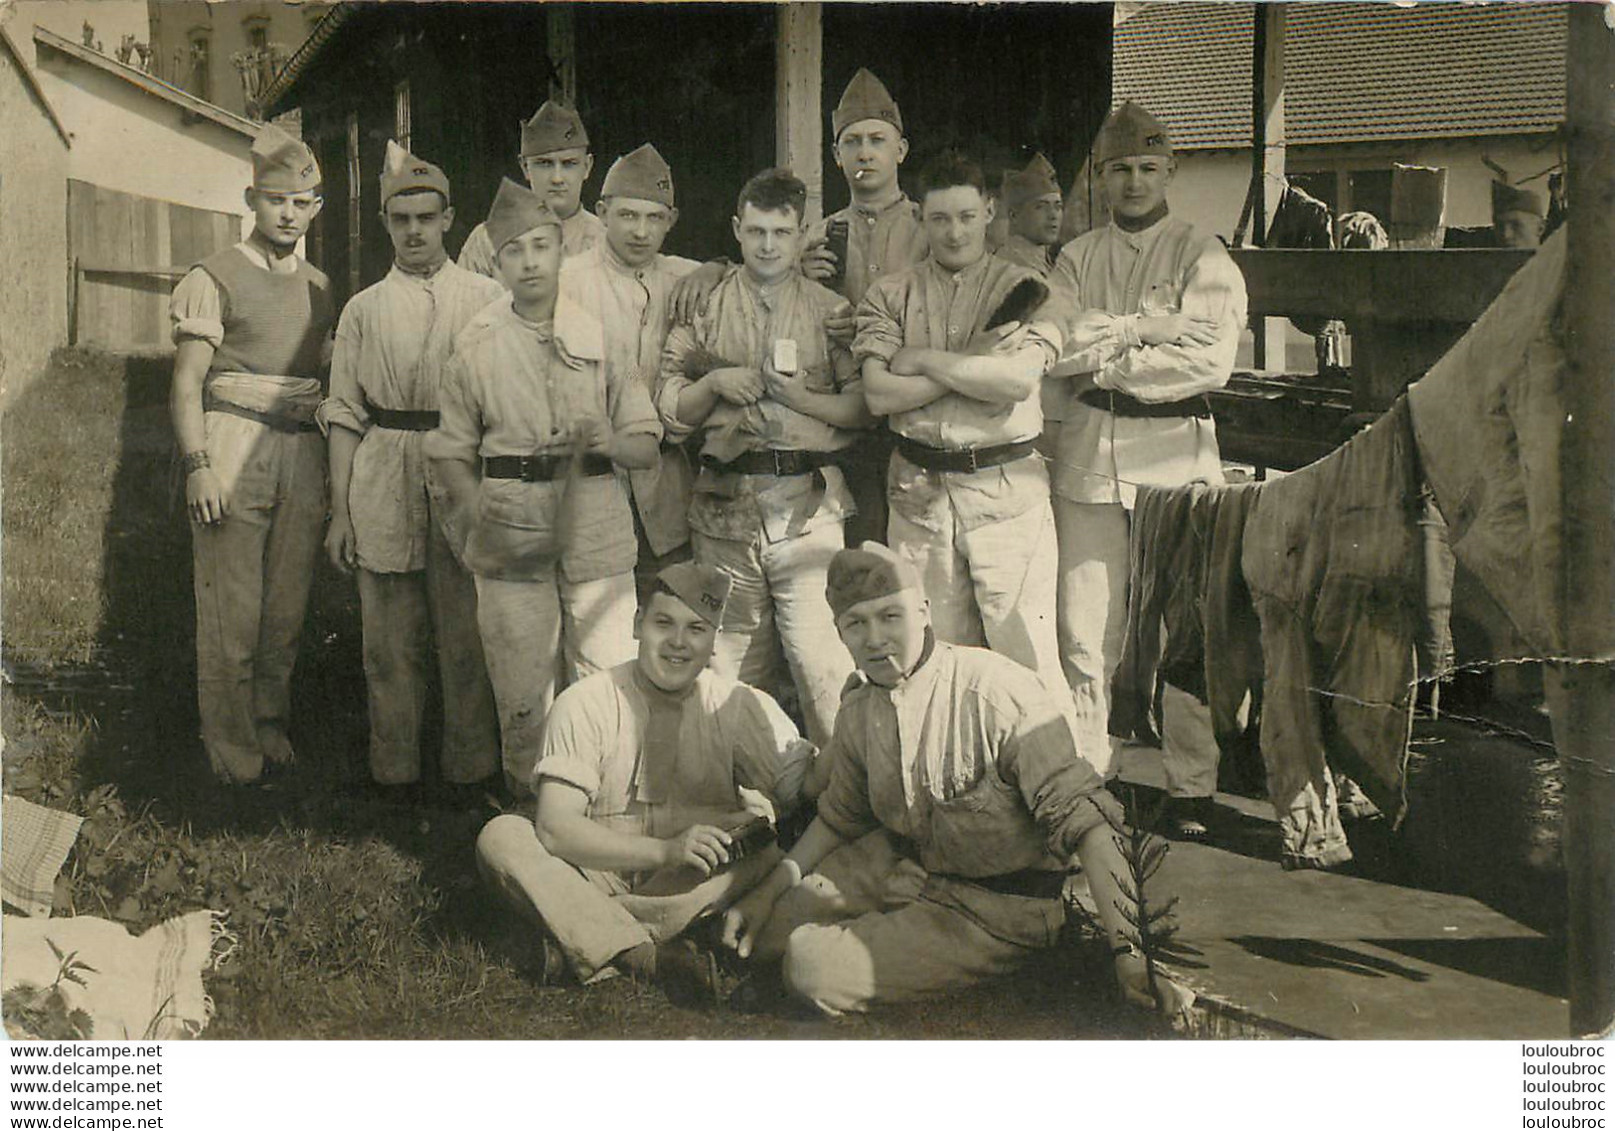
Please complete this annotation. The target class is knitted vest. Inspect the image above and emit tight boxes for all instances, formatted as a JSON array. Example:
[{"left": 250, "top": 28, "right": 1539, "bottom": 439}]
[{"left": 199, "top": 246, "right": 334, "bottom": 380}]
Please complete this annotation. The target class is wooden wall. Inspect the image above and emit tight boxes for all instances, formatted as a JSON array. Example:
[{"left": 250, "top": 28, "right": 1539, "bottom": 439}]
[{"left": 68, "top": 180, "right": 241, "bottom": 352}]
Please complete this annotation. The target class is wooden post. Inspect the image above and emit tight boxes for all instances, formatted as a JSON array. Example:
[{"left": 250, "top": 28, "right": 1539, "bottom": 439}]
[
  {"left": 1549, "top": 1, "right": 1615, "bottom": 1041},
  {"left": 1249, "top": 4, "right": 1287, "bottom": 372},
  {"left": 775, "top": 2, "right": 824, "bottom": 226},
  {"left": 546, "top": 4, "right": 576, "bottom": 106}
]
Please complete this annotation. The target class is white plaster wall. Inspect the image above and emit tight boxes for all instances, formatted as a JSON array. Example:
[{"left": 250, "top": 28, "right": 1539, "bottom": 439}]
[
  {"left": 0, "top": 48, "right": 70, "bottom": 403},
  {"left": 33, "top": 47, "right": 254, "bottom": 226}
]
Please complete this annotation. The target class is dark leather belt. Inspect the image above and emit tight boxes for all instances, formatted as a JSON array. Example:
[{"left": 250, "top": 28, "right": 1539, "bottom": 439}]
[
  {"left": 1077, "top": 388, "right": 1213, "bottom": 419},
  {"left": 483, "top": 453, "right": 615, "bottom": 482},
  {"left": 366, "top": 403, "right": 440, "bottom": 431},
  {"left": 967, "top": 869, "right": 1069, "bottom": 900},
  {"left": 203, "top": 392, "right": 317, "bottom": 433},
  {"left": 894, "top": 435, "right": 1038, "bottom": 474},
  {"left": 700, "top": 448, "right": 835, "bottom": 477}
]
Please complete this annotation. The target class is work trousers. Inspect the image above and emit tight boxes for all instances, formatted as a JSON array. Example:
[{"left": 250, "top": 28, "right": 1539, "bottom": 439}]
[
  {"left": 357, "top": 513, "right": 499, "bottom": 785},
  {"left": 755, "top": 830, "right": 1065, "bottom": 1016},
  {"left": 1053, "top": 497, "right": 1220, "bottom": 790},
  {"left": 474, "top": 571, "right": 637, "bottom": 793},
  {"left": 692, "top": 522, "right": 852, "bottom": 750},
  {"left": 191, "top": 420, "right": 324, "bottom": 784},
  {"left": 887, "top": 499, "right": 1062, "bottom": 692},
  {"left": 476, "top": 813, "right": 779, "bottom": 983}
]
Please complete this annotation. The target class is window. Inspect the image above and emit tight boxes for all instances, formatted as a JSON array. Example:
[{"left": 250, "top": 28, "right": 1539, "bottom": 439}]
[
  {"left": 188, "top": 31, "right": 210, "bottom": 100},
  {"left": 245, "top": 22, "right": 269, "bottom": 53},
  {"left": 394, "top": 80, "right": 411, "bottom": 152}
]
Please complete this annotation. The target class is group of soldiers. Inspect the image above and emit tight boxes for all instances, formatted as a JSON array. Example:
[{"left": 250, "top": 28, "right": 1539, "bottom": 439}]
[{"left": 169, "top": 67, "right": 1244, "bottom": 1016}]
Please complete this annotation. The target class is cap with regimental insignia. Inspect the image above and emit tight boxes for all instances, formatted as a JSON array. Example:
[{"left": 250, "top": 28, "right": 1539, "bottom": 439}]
[
  {"left": 484, "top": 177, "right": 560, "bottom": 253},
  {"left": 1003, "top": 153, "right": 1062, "bottom": 213},
  {"left": 520, "top": 100, "right": 590, "bottom": 159},
  {"left": 380, "top": 139, "right": 451, "bottom": 207},
  {"left": 655, "top": 562, "right": 732, "bottom": 628},
  {"left": 832, "top": 68, "right": 903, "bottom": 140},
  {"left": 251, "top": 123, "right": 320, "bottom": 193},
  {"left": 1491, "top": 179, "right": 1544, "bottom": 220},
  {"left": 826, "top": 542, "right": 922, "bottom": 619},
  {"left": 1093, "top": 102, "right": 1174, "bottom": 167},
  {"left": 602, "top": 143, "right": 675, "bottom": 208}
]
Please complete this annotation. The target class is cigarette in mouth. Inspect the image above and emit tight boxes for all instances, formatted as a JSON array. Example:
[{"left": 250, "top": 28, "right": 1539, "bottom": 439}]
[{"left": 853, "top": 170, "right": 870, "bottom": 181}]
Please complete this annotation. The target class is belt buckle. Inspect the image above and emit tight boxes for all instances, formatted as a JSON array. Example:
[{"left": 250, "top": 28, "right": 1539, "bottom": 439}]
[
  {"left": 963, "top": 447, "right": 981, "bottom": 474},
  {"left": 519, "top": 455, "right": 540, "bottom": 482},
  {"left": 772, "top": 450, "right": 790, "bottom": 477}
]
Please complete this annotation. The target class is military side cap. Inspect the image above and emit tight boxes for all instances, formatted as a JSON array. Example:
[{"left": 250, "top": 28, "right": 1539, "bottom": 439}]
[
  {"left": 602, "top": 143, "right": 675, "bottom": 208},
  {"left": 380, "top": 139, "right": 451, "bottom": 206},
  {"left": 1492, "top": 179, "right": 1544, "bottom": 219},
  {"left": 1003, "top": 152, "right": 1062, "bottom": 213},
  {"left": 833, "top": 68, "right": 903, "bottom": 139},
  {"left": 485, "top": 177, "right": 560, "bottom": 252},
  {"left": 826, "top": 542, "right": 922, "bottom": 619},
  {"left": 1093, "top": 101, "right": 1174, "bottom": 166},
  {"left": 656, "top": 562, "right": 731, "bottom": 628},
  {"left": 520, "top": 100, "right": 589, "bottom": 158},
  {"left": 251, "top": 123, "right": 320, "bottom": 193}
]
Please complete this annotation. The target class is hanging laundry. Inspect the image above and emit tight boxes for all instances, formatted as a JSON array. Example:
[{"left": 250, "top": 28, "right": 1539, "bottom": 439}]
[{"left": 1407, "top": 230, "right": 1581, "bottom": 662}]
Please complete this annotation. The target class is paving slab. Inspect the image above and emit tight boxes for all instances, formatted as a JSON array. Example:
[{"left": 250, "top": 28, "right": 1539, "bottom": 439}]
[{"left": 1116, "top": 744, "right": 1569, "bottom": 1039}]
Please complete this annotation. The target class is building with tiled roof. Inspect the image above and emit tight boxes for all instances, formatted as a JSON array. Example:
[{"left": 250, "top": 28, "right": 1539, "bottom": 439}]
[{"left": 1111, "top": 2, "right": 1567, "bottom": 236}]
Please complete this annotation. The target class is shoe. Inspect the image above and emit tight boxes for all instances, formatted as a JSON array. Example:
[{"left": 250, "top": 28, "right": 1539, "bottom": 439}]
[
  {"left": 654, "top": 937, "right": 738, "bottom": 1011},
  {"left": 1164, "top": 796, "right": 1214, "bottom": 841}
]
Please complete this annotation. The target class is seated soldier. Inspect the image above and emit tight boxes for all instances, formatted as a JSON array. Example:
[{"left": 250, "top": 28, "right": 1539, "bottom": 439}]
[
  {"left": 721, "top": 543, "right": 1194, "bottom": 1018},
  {"left": 476, "top": 562, "right": 814, "bottom": 997}
]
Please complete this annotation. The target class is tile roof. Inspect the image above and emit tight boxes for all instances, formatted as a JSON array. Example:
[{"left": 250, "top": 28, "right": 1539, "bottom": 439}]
[{"left": 1113, "top": 2, "right": 1567, "bottom": 150}]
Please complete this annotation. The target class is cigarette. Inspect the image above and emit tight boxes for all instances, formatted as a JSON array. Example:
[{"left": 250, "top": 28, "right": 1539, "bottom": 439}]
[{"left": 853, "top": 170, "right": 870, "bottom": 181}]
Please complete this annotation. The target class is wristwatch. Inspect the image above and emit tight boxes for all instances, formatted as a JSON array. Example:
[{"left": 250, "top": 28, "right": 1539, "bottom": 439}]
[
  {"left": 182, "top": 450, "right": 212, "bottom": 476},
  {"left": 1110, "top": 940, "right": 1142, "bottom": 960}
]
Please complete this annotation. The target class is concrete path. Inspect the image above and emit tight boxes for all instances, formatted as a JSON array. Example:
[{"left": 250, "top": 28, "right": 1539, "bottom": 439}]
[{"left": 1117, "top": 744, "right": 1569, "bottom": 1039}]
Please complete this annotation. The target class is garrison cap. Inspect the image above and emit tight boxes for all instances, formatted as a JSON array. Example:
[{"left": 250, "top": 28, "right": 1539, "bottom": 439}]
[
  {"left": 1491, "top": 179, "right": 1545, "bottom": 220},
  {"left": 602, "top": 143, "right": 675, "bottom": 208},
  {"left": 655, "top": 562, "right": 732, "bottom": 628},
  {"left": 1003, "top": 153, "right": 1062, "bottom": 213},
  {"left": 520, "top": 100, "right": 590, "bottom": 159},
  {"left": 833, "top": 68, "right": 903, "bottom": 140},
  {"left": 380, "top": 139, "right": 451, "bottom": 207},
  {"left": 826, "top": 542, "right": 923, "bottom": 619},
  {"left": 1093, "top": 101, "right": 1174, "bottom": 167},
  {"left": 484, "top": 177, "right": 560, "bottom": 253},
  {"left": 251, "top": 123, "right": 320, "bottom": 194}
]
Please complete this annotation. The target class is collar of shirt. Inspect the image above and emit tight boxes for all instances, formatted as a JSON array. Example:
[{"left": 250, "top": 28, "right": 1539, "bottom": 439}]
[
  {"left": 736, "top": 269, "right": 795, "bottom": 313},
  {"left": 233, "top": 239, "right": 301, "bottom": 276},
  {"left": 1112, "top": 209, "right": 1174, "bottom": 252},
  {"left": 597, "top": 240, "right": 668, "bottom": 282},
  {"left": 852, "top": 191, "right": 915, "bottom": 223},
  {"left": 925, "top": 248, "right": 994, "bottom": 292},
  {"left": 391, "top": 254, "right": 449, "bottom": 281},
  {"left": 499, "top": 291, "right": 604, "bottom": 366}
]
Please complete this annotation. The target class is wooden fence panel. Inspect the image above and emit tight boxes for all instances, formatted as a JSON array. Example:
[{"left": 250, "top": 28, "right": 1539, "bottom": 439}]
[{"left": 68, "top": 180, "right": 241, "bottom": 351}]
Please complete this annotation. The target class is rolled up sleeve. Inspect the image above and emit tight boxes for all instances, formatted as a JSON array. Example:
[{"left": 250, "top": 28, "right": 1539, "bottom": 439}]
[
  {"left": 607, "top": 361, "right": 663, "bottom": 441},
  {"left": 533, "top": 690, "right": 604, "bottom": 798},
  {"left": 851, "top": 280, "right": 905, "bottom": 366},
  {"left": 995, "top": 687, "right": 1123, "bottom": 858},
  {"left": 169, "top": 268, "right": 225, "bottom": 348},
  {"left": 655, "top": 323, "right": 701, "bottom": 444},
  {"left": 318, "top": 303, "right": 371, "bottom": 437}
]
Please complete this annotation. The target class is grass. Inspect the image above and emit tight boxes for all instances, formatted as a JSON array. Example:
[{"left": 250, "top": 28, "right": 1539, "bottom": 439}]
[{"left": 0, "top": 348, "right": 1169, "bottom": 1040}]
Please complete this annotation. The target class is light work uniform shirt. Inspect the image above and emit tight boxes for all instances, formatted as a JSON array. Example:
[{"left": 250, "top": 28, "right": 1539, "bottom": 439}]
[
  {"left": 658, "top": 271, "right": 859, "bottom": 545},
  {"left": 425, "top": 294, "right": 661, "bottom": 583},
  {"left": 560, "top": 242, "right": 701, "bottom": 556},
  {"left": 1047, "top": 214, "right": 1247, "bottom": 508},
  {"left": 815, "top": 640, "right": 1120, "bottom": 878},
  {"left": 534, "top": 662, "right": 813, "bottom": 838},
  {"left": 457, "top": 207, "right": 605, "bottom": 281},
  {"left": 810, "top": 193, "right": 930, "bottom": 305},
  {"left": 320, "top": 259, "right": 507, "bottom": 572},
  {"left": 852, "top": 253, "right": 1061, "bottom": 534}
]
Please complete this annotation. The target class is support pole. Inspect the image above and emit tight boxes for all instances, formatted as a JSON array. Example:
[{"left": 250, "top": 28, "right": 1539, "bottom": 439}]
[
  {"left": 1249, "top": 3, "right": 1287, "bottom": 372},
  {"left": 775, "top": 2, "right": 824, "bottom": 226},
  {"left": 546, "top": 4, "right": 576, "bottom": 106},
  {"left": 1551, "top": 1, "right": 1615, "bottom": 1041}
]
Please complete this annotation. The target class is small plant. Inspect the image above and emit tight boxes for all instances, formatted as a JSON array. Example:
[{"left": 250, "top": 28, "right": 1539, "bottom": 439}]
[
  {"left": 2, "top": 940, "right": 97, "bottom": 1040},
  {"left": 1104, "top": 785, "right": 1196, "bottom": 1007}
]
